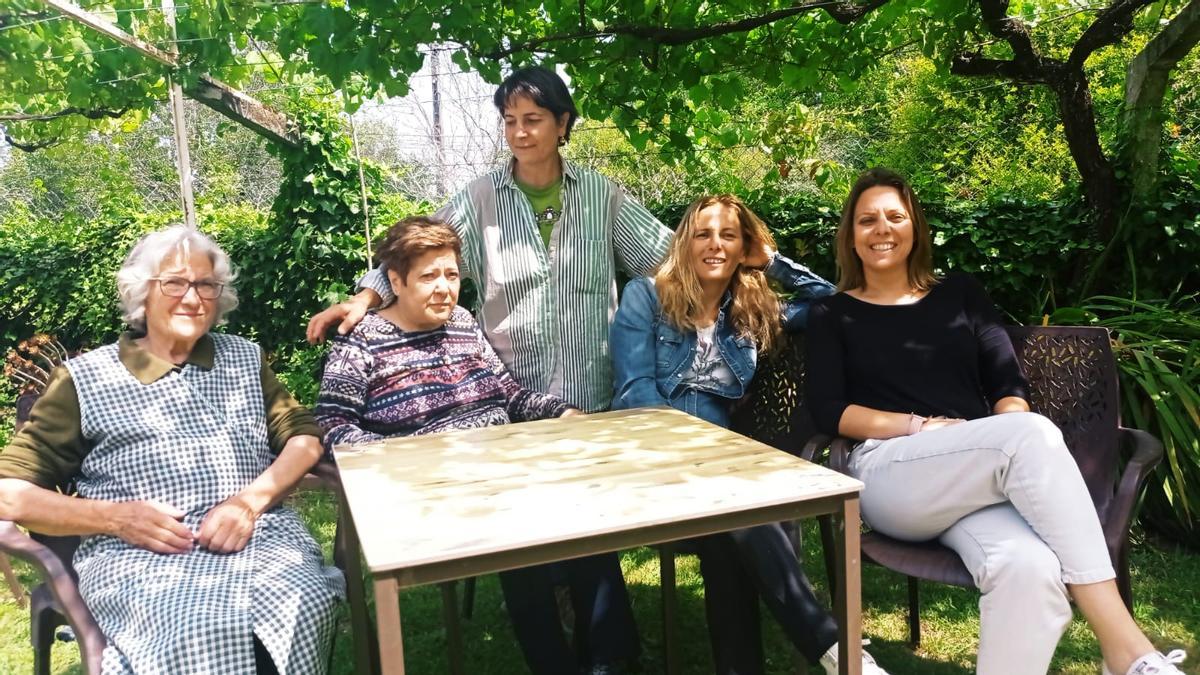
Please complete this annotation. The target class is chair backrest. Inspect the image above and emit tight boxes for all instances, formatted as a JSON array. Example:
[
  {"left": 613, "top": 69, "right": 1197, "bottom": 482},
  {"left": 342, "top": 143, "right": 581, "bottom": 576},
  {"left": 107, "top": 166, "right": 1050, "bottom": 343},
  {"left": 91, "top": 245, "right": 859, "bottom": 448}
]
[
  {"left": 1005, "top": 326, "right": 1120, "bottom": 520},
  {"left": 729, "top": 334, "right": 813, "bottom": 456},
  {"left": 16, "top": 393, "right": 37, "bottom": 425},
  {"left": 14, "top": 393, "right": 83, "bottom": 576}
]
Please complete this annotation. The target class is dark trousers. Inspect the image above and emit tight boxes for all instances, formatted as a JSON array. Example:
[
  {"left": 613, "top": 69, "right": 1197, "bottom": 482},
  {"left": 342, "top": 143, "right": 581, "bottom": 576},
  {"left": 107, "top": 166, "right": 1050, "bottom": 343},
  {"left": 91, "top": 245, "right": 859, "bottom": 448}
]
[
  {"left": 696, "top": 523, "right": 838, "bottom": 675},
  {"left": 498, "top": 551, "right": 641, "bottom": 674},
  {"left": 254, "top": 634, "right": 279, "bottom": 675}
]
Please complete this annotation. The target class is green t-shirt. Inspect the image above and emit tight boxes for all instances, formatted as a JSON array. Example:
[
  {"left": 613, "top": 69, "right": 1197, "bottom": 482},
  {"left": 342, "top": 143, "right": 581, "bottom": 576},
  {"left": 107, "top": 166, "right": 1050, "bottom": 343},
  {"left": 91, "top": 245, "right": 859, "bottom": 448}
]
[{"left": 515, "top": 177, "right": 563, "bottom": 247}]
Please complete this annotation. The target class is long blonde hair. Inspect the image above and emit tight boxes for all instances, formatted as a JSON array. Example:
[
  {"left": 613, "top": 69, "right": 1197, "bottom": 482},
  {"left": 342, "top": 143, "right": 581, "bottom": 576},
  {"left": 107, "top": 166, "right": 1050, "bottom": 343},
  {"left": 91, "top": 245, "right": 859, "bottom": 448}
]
[{"left": 655, "top": 195, "right": 783, "bottom": 354}]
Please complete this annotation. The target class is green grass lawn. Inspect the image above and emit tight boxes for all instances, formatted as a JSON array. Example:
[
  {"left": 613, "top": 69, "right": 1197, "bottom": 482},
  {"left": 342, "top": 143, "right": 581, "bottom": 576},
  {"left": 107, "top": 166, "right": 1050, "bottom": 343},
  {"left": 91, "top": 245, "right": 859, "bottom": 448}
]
[{"left": 1, "top": 489, "right": 1196, "bottom": 674}]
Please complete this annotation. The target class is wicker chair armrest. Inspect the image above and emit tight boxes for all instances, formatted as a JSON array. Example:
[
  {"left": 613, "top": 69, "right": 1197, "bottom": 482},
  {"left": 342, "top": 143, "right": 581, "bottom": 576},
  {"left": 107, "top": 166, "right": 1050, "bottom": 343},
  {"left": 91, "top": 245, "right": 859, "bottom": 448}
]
[
  {"left": 828, "top": 437, "right": 856, "bottom": 474},
  {"left": 0, "top": 520, "right": 105, "bottom": 671},
  {"left": 1105, "top": 428, "right": 1165, "bottom": 550},
  {"left": 799, "top": 434, "right": 832, "bottom": 463}
]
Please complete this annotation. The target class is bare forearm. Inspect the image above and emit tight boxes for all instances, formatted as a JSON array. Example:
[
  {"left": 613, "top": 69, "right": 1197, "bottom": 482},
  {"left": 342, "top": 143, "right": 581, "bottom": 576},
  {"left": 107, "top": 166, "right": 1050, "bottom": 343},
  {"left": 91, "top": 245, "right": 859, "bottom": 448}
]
[
  {"left": 235, "top": 435, "right": 322, "bottom": 516},
  {"left": 0, "top": 478, "right": 114, "bottom": 537},
  {"left": 837, "top": 404, "right": 914, "bottom": 441},
  {"left": 354, "top": 287, "right": 382, "bottom": 310}
]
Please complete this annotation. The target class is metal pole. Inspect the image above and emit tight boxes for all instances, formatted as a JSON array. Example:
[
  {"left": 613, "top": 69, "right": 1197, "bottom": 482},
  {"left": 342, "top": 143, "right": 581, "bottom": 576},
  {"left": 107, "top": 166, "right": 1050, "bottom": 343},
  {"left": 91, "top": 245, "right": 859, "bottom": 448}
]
[
  {"left": 348, "top": 116, "right": 373, "bottom": 272},
  {"left": 160, "top": 0, "right": 196, "bottom": 228},
  {"left": 430, "top": 49, "right": 445, "bottom": 197}
]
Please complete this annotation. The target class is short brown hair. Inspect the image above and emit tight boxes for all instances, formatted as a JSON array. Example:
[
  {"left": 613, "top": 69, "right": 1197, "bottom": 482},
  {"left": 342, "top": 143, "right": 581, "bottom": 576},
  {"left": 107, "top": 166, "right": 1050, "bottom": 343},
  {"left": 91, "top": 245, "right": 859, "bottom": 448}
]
[
  {"left": 375, "top": 216, "right": 462, "bottom": 285},
  {"left": 835, "top": 167, "right": 937, "bottom": 292}
]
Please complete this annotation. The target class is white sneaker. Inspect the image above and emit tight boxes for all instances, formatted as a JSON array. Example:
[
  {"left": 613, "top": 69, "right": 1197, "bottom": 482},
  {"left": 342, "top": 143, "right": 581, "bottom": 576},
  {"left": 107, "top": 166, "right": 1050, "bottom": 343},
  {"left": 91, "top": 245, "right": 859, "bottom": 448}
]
[
  {"left": 1103, "top": 649, "right": 1187, "bottom": 675},
  {"left": 819, "top": 642, "right": 890, "bottom": 675}
]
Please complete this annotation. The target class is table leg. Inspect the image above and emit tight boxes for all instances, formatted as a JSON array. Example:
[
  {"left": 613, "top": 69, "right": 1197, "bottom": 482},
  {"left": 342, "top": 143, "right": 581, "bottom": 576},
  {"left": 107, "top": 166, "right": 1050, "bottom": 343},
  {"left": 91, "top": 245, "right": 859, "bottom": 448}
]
[
  {"left": 375, "top": 578, "right": 406, "bottom": 674},
  {"left": 835, "top": 497, "right": 862, "bottom": 675},
  {"left": 440, "top": 581, "right": 465, "bottom": 675},
  {"left": 658, "top": 544, "right": 680, "bottom": 675},
  {"left": 339, "top": 493, "right": 379, "bottom": 675},
  {"left": 0, "top": 553, "right": 26, "bottom": 608}
]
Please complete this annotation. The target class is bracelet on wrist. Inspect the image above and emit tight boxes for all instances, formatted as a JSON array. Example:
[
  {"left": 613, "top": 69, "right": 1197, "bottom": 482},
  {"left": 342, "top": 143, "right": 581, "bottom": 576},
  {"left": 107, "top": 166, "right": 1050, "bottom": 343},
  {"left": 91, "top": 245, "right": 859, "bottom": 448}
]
[{"left": 907, "top": 413, "right": 927, "bottom": 436}]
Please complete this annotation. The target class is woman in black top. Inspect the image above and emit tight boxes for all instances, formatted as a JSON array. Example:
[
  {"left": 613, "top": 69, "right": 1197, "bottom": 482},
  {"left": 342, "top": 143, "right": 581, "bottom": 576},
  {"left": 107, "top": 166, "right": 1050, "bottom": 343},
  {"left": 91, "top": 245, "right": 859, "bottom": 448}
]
[{"left": 805, "top": 168, "right": 1185, "bottom": 675}]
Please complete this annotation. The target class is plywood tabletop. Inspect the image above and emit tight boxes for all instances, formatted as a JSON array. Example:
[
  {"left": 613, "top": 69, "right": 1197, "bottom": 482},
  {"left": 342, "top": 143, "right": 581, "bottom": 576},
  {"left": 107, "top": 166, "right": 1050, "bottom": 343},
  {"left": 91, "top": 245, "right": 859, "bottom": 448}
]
[{"left": 333, "top": 407, "right": 862, "bottom": 576}]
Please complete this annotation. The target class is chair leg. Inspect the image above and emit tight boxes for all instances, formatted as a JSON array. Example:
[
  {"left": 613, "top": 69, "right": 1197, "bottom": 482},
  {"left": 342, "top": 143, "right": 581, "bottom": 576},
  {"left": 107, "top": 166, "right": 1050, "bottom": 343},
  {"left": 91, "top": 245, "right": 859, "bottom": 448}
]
[
  {"left": 785, "top": 519, "right": 810, "bottom": 675},
  {"left": 659, "top": 544, "right": 680, "bottom": 675},
  {"left": 818, "top": 515, "right": 838, "bottom": 600},
  {"left": 784, "top": 519, "right": 803, "bottom": 559},
  {"left": 907, "top": 576, "right": 921, "bottom": 649},
  {"left": 440, "top": 582, "right": 465, "bottom": 675},
  {"left": 461, "top": 577, "right": 477, "bottom": 619},
  {"left": 31, "top": 595, "right": 57, "bottom": 675},
  {"left": 1117, "top": 562, "right": 1134, "bottom": 612}
]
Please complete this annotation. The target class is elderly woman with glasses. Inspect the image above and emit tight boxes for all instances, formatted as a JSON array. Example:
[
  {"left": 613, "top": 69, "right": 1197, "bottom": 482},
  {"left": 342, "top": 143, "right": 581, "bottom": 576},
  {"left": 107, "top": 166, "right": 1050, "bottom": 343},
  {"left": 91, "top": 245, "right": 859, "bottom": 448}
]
[{"left": 0, "top": 224, "right": 344, "bottom": 675}]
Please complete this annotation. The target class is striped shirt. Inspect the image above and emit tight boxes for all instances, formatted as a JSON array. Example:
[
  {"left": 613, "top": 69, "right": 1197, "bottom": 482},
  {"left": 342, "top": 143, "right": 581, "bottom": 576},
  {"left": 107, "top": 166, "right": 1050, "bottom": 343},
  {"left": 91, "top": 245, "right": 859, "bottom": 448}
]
[{"left": 361, "top": 159, "right": 673, "bottom": 411}]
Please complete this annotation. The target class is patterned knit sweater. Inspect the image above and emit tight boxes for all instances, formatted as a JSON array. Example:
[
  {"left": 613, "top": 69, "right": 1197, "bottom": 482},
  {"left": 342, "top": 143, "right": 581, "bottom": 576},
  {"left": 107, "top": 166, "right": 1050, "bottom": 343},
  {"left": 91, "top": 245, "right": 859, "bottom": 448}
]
[{"left": 316, "top": 307, "right": 573, "bottom": 451}]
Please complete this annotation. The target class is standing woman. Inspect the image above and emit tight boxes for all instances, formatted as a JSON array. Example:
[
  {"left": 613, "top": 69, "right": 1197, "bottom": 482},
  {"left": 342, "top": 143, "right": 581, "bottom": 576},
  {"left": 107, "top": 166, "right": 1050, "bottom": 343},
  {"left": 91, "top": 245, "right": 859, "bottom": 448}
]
[
  {"left": 307, "top": 66, "right": 668, "bottom": 674},
  {"left": 609, "top": 195, "right": 887, "bottom": 675},
  {"left": 805, "top": 167, "right": 1186, "bottom": 675}
]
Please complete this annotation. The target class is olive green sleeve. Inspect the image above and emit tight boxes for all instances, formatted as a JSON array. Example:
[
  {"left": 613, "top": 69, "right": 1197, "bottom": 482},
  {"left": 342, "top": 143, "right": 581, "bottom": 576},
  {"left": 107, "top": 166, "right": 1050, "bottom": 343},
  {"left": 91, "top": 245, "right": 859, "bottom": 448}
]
[
  {"left": 260, "top": 349, "right": 323, "bottom": 455},
  {"left": 0, "top": 367, "right": 89, "bottom": 490}
]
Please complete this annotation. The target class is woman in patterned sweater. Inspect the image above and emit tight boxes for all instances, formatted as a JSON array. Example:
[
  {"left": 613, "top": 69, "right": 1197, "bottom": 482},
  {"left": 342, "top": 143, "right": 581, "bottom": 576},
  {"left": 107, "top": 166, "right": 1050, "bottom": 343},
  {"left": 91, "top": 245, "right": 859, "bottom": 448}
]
[
  {"left": 316, "top": 216, "right": 625, "bottom": 675},
  {"left": 315, "top": 215, "right": 577, "bottom": 447}
]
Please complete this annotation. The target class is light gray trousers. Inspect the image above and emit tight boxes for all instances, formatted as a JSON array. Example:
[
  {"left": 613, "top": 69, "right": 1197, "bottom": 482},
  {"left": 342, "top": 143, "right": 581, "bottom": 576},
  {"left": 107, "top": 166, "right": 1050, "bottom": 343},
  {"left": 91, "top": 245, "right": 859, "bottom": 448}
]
[{"left": 850, "top": 412, "right": 1115, "bottom": 674}]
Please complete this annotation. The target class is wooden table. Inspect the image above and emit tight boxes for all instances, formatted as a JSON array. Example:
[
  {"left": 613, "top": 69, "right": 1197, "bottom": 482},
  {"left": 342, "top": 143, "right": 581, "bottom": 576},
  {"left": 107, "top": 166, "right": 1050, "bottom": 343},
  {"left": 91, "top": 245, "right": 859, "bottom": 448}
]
[{"left": 334, "top": 406, "right": 865, "bottom": 674}]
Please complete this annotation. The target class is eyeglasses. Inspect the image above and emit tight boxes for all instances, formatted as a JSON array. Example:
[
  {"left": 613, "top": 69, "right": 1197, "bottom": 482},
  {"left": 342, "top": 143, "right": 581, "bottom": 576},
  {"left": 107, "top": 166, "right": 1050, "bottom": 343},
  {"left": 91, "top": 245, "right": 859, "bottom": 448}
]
[{"left": 153, "top": 277, "right": 224, "bottom": 300}]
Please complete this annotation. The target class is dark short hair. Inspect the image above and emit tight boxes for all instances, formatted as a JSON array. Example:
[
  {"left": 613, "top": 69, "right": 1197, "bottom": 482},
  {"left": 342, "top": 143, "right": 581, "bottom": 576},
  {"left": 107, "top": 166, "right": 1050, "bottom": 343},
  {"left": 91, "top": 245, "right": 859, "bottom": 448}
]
[
  {"left": 835, "top": 167, "right": 937, "bottom": 292},
  {"left": 493, "top": 65, "right": 579, "bottom": 142},
  {"left": 375, "top": 216, "right": 462, "bottom": 286}
]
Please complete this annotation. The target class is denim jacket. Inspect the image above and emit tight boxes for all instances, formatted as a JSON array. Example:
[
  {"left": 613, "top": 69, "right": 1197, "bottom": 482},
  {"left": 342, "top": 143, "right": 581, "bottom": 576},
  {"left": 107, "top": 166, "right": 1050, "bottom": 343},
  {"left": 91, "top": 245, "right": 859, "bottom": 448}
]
[{"left": 610, "top": 253, "right": 835, "bottom": 428}]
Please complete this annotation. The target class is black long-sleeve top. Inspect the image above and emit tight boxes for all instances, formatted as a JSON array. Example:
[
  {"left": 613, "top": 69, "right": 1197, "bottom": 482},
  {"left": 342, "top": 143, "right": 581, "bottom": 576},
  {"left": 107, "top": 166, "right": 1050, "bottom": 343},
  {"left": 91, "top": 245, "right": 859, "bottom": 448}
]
[{"left": 805, "top": 273, "right": 1029, "bottom": 436}]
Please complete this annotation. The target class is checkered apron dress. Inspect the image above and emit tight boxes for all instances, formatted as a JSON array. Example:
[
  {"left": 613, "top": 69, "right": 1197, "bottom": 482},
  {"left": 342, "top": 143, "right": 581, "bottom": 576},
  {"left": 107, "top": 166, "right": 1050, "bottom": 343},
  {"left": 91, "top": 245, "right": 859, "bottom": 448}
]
[{"left": 66, "top": 334, "right": 345, "bottom": 674}]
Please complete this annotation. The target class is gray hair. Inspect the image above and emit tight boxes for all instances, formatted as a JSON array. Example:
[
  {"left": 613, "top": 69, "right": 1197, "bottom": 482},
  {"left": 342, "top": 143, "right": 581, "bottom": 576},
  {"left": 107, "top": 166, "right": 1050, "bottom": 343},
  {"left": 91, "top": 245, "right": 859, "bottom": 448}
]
[{"left": 116, "top": 224, "right": 239, "bottom": 331}]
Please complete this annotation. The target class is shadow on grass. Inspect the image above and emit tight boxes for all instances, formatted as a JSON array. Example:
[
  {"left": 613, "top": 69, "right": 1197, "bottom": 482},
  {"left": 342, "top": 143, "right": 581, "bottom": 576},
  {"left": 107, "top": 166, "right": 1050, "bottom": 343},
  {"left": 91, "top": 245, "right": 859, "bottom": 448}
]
[{"left": 6, "top": 496, "right": 1194, "bottom": 675}]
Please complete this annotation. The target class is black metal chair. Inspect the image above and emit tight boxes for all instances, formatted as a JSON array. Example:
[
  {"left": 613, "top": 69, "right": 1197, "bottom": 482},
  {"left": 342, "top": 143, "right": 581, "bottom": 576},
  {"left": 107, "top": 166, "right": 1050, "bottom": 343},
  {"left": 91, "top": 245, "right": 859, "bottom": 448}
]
[{"left": 817, "top": 326, "right": 1164, "bottom": 647}]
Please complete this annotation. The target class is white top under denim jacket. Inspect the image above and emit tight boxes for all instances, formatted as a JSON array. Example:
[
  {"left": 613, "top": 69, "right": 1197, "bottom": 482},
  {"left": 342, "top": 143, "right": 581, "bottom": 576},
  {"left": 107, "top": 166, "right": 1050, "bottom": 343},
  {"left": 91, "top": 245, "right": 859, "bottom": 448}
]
[
  {"left": 359, "top": 159, "right": 674, "bottom": 412},
  {"left": 610, "top": 253, "right": 836, "bottom": 428}
]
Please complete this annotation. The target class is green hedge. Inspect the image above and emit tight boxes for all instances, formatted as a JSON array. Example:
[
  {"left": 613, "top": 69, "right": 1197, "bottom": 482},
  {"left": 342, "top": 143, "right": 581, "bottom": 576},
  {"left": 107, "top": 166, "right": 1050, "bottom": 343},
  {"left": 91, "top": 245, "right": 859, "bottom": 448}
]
[
  {"left": 0, "top": 192, "right": 1103, "bottom": 361},
  {"left": 2, "top": 185, "right": 1197, "bottom": 546},
  {"left": 0, "top": 195, "right": 423, "bottom": 404}
]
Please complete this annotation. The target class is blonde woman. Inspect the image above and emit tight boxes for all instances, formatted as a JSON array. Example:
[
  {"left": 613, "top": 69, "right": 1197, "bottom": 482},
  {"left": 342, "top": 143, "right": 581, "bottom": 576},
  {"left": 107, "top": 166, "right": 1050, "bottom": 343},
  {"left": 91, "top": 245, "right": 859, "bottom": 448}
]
[{"left": 610, "top": 195, "right": 887, "bottom": 675}]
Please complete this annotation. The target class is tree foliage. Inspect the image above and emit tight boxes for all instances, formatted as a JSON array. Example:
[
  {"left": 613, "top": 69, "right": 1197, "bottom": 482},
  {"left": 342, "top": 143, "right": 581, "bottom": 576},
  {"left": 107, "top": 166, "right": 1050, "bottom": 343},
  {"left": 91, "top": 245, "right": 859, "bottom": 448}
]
[{"left": 0, "top": 0, "right": 1189, "bottom": 165}]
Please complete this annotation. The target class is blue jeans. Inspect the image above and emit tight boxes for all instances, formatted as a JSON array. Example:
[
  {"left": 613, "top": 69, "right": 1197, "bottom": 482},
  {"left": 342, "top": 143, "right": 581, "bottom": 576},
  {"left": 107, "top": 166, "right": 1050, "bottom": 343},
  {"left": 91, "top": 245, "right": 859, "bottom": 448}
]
[{"left": 694, "top": 523, "right": 838, "bottom": 674}]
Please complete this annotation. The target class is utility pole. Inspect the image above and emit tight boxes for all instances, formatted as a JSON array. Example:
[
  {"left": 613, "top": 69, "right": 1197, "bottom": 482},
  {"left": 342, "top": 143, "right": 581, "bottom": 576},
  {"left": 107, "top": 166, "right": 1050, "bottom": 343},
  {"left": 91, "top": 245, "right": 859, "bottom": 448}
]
[
  {"left": 430, "top": 48, "right": 445, "bottom": 197},
  {"left": 160, "top": 0, "right": 195, "bottom": 228}
]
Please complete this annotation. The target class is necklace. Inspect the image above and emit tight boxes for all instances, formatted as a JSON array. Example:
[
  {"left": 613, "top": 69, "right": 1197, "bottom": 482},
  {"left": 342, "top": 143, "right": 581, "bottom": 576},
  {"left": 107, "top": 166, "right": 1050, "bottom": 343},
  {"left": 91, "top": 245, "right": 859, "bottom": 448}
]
[{"left": 537, "top": 205, "right": 561, "bottom": 225}]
